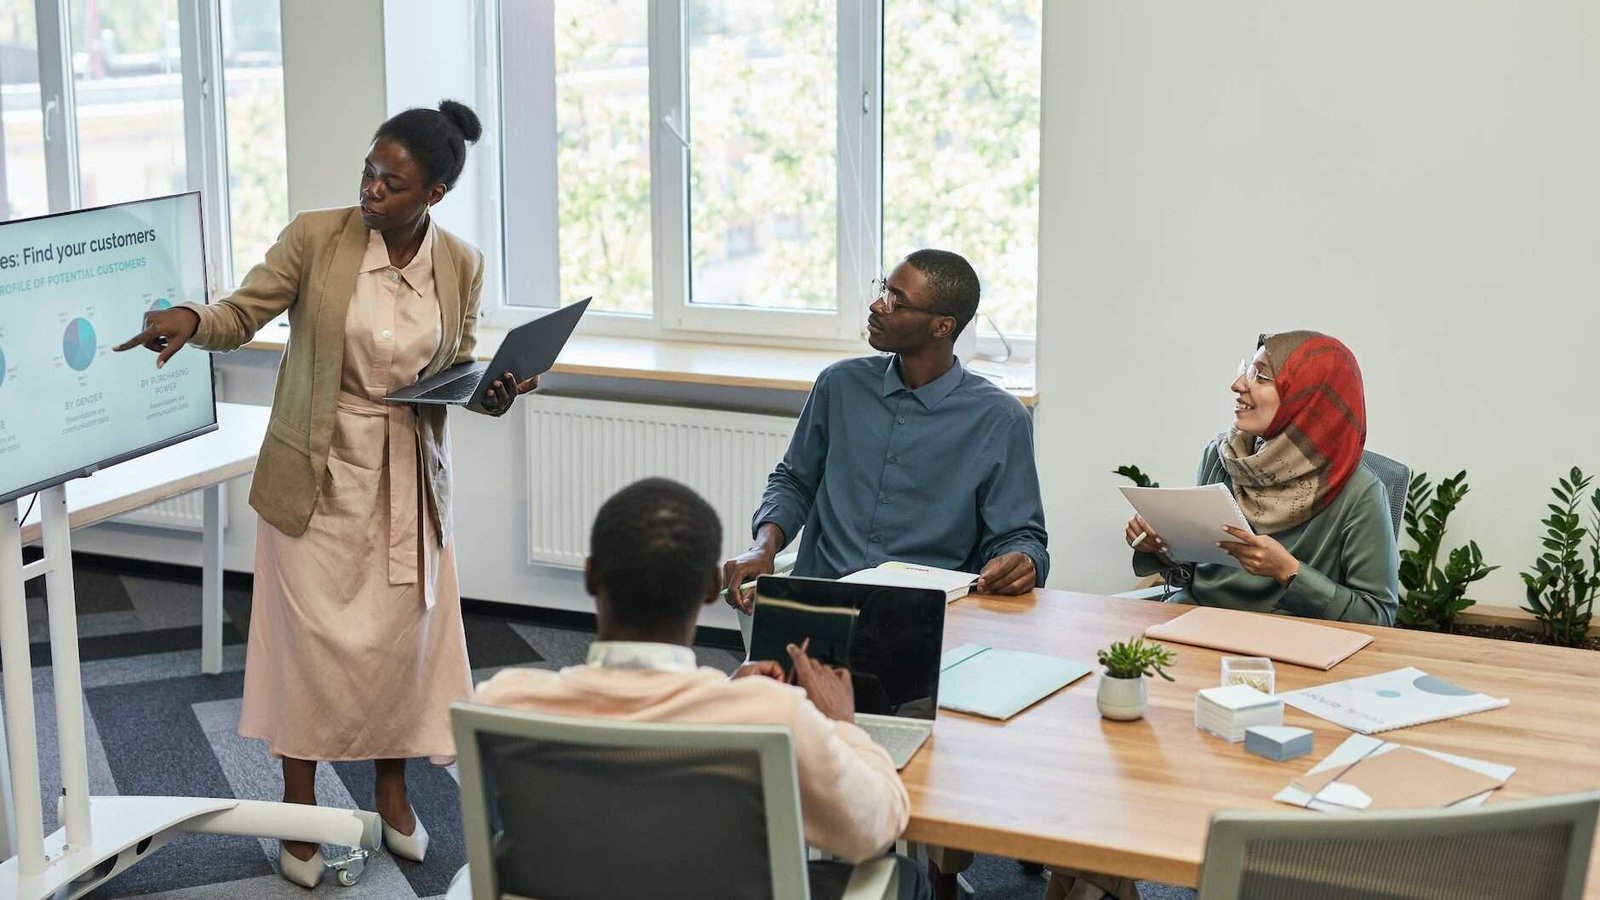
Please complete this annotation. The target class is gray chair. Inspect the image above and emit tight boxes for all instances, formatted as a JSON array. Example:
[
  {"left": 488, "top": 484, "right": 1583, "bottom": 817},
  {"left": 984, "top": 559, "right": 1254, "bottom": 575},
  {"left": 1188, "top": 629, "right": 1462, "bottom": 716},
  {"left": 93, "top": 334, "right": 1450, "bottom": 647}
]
[
  {"left": 1196, "top": 791, "right": 1600, "bottom": 900},
  {"left": 449, "top": 702, "right": 900, "bottom": 900},
  {"left": 1361, "top": 449, "right": 1410, "bottom": 540}
]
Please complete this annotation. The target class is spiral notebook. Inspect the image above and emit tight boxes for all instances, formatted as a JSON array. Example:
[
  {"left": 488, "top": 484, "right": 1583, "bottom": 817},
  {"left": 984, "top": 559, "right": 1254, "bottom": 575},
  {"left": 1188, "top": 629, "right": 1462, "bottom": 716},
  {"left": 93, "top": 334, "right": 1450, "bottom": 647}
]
[
  {"left": 1119, "top": 484, "right": 1255, "bottom": 567},
  {"left": 1281, "top": 667, "right": 1509, "bottom": 734}
]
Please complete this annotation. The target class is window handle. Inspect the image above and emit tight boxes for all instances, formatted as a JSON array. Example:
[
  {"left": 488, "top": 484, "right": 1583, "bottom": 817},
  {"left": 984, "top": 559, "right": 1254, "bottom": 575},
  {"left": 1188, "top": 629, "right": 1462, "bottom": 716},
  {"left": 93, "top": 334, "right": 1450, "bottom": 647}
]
[
  {"left": 43, "top": 97, "right": 58, "bottom": 142},
  {"left": 662, "top": 113, "right": 690, "bottom": 149}
]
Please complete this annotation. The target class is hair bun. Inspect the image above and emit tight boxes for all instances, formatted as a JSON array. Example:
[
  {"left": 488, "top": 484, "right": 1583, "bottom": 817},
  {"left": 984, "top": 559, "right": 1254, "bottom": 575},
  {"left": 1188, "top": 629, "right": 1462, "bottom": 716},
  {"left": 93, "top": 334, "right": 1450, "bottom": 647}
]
[{"left": 437, "top": 99, "right": 482, "bottom": 144}]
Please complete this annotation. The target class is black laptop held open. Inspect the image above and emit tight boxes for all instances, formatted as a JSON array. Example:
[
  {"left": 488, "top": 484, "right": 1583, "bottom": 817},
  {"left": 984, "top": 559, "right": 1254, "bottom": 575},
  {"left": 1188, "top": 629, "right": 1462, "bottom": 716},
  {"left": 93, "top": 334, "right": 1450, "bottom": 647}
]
[{"left": 384, "top": 297, "right": 590, "bottom": 412}]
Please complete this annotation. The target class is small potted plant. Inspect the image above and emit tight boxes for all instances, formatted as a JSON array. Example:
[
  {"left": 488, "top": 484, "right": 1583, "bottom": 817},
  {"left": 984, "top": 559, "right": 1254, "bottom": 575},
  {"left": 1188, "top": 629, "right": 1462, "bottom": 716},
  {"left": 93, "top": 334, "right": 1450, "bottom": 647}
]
[{"left": 1096, "top": 636, "right": 1176, "bottom": 721}]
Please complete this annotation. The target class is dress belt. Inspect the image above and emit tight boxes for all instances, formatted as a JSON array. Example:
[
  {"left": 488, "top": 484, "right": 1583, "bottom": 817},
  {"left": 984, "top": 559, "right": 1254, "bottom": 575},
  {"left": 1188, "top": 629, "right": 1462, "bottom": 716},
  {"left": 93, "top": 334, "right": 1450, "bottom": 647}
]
[{"left": 336, "top": 389, "right": 429, "bottom": 604}]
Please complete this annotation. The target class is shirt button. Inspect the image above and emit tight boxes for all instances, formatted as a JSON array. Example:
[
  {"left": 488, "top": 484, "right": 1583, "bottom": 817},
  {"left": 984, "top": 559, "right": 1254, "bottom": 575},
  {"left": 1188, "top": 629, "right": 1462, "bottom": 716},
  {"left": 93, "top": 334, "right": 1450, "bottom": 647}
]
[
  {"left": 380, "top": 329, "right": 393, "bottom": 340},
  {"left": 879, "top": 496, "right": 888, "bottom": 505},
  {"left": 887, "top": 456, "right": 898, "bottom": 464},
  {"left": 896, "top": 416, "right": 907, "bottom": 424},
  {"left": 387, "top": 270, "right": 400, "bottom": 282},
  {"left": 871, "top": 535, "right": 882, "bottom": 543}
]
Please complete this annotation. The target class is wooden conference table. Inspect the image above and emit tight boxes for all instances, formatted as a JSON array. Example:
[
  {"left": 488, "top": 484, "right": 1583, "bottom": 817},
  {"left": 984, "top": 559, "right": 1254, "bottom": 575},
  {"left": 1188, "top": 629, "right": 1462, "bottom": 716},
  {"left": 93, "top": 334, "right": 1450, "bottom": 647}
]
[{"left": 905, "top": 589, "right": 1600, "bottom": 895}]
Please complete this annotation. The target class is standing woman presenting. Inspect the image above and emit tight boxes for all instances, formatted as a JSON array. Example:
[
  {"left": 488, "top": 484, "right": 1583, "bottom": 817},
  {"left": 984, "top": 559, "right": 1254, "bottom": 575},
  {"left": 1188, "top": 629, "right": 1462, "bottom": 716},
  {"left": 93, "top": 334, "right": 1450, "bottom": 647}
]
[{"left": 115, "top": 100, "right": 533, "bottom": 886}]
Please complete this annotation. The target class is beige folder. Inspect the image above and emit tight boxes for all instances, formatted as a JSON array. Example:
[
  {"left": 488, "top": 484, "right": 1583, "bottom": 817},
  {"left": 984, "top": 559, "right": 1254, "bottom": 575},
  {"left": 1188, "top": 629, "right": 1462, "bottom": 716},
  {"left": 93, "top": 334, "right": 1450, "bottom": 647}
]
[{"left": 1143, "top": 607, "right": 1371, "bottom": 671}]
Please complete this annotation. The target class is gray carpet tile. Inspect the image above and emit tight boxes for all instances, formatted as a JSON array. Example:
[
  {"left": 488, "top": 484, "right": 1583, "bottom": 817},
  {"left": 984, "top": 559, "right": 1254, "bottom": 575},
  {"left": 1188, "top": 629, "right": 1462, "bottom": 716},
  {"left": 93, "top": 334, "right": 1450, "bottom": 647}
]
[{"left": 507, "top": 620, "right": 593, "bottom": 668}]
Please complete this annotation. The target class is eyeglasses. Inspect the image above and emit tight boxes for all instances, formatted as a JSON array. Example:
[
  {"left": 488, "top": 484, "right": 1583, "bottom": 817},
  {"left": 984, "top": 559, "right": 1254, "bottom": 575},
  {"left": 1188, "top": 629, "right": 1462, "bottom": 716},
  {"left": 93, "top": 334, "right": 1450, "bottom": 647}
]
[
  {"left": 872, "top": 278, "right": 944, "bottom": 316},
  {"left": 1236, "top": 358, "right": 1275, "bottom": 386}
]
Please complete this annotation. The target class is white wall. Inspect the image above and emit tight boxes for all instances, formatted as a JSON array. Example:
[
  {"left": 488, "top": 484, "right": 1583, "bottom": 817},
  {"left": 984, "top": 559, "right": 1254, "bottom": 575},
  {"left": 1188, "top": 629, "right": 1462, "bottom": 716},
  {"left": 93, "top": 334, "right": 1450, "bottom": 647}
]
[
  {"left": 1034, "top": 2, "right": 1600, "bottom": 607},
  {"left": 280, "top": 0, "right": 387, "bottom": 213}
]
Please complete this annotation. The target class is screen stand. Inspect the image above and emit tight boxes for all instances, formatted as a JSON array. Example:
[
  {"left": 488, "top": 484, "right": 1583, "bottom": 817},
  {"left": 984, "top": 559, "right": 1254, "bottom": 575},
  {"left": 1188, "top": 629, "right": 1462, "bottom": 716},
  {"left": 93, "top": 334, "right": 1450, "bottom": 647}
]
[{"left": 0, "top": 487, "right": 380, "bottom": 897}]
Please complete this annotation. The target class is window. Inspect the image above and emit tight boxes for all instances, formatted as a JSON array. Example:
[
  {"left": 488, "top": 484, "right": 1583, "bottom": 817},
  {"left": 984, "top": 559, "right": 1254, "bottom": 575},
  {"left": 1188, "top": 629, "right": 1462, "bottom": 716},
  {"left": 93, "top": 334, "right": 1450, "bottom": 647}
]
[
  {"left": 552, "top": 0, "right": 651, "bottom": 315},
  {"left": 883, "top": 0, "right": 1041, "bottom": 339},
  {"left": 685, "top": 1, "right": 837, "bottom": 313},
  {"left": 0, "top": 0, "right": 288, "bottom": 292},
  {"left": 71, "top": 0, "right": 189, "bottom": 207},
  {"left": 219, "top": 0, "right": 287, "bottom": 279},
  {"left": 0, "top": 1, "right": 48, "bottom": 220},
  {"left": 497, "top": 0, "right": 1042, "bottom": 345}
]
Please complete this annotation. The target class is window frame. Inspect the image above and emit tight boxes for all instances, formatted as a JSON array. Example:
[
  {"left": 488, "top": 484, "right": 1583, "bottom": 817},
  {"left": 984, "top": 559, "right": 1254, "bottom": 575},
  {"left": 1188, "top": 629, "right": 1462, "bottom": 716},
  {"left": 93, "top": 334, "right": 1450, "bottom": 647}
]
[
  {"left": 11, "top": 0, "right": 273, "bottom": 297},
  {"left": 488, "top": 0, "right": 1037, "bottom": 358}
]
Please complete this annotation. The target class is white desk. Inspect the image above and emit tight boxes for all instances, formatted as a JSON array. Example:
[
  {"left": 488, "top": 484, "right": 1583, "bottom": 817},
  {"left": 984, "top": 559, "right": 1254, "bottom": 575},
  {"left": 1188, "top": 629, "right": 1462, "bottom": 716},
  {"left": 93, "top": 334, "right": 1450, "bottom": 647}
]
[{"left": 17, "top": 402, "right": 267, "bottom": 674}]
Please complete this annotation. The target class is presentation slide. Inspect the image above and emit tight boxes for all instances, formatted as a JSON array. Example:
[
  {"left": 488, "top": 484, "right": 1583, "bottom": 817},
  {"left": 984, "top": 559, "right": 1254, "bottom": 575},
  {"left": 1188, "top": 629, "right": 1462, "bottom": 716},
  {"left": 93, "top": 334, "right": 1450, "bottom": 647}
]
[{"left": 0, "top": 192, "right": 215, "bottom": 503}]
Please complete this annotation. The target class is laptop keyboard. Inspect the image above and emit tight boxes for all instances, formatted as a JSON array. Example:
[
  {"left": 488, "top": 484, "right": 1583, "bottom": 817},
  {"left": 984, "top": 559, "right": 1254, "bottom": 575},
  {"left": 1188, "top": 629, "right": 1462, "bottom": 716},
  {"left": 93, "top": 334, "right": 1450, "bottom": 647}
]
[
  {"left": 858, "top": 719, "right": 931, "bottom": 769},
  {"left": 414, "top": 375, "right": 481, "bottom": 404}
]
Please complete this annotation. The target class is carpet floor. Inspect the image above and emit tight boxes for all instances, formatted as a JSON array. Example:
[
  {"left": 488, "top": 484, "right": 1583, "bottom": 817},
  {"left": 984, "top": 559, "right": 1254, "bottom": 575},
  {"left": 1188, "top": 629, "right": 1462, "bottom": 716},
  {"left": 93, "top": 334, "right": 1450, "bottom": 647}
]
[{"left": 8, "top": 559, "right": 1192, "bottom": 900}]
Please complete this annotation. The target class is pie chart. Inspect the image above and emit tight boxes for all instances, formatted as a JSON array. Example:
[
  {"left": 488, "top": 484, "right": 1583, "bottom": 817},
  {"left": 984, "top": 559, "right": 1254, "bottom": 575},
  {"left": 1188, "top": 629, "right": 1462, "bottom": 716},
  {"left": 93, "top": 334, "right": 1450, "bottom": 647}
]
[{"left": 63, "top": 317, "right": 97, "bottom": 371}]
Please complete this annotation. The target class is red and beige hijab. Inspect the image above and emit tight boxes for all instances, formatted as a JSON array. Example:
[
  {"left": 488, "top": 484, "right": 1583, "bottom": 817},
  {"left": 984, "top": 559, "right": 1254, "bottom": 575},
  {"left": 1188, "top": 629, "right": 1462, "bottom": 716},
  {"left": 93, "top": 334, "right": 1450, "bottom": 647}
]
[{"left": 1217, "top": 331, "right": 1367, "bottom": 535}]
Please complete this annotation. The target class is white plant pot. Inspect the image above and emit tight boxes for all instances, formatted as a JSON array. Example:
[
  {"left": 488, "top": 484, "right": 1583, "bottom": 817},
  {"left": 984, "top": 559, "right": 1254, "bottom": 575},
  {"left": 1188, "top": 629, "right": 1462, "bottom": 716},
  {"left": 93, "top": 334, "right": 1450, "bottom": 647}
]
[{"left": 1096, "top": 674, "right": 1148, "bottom": 721}]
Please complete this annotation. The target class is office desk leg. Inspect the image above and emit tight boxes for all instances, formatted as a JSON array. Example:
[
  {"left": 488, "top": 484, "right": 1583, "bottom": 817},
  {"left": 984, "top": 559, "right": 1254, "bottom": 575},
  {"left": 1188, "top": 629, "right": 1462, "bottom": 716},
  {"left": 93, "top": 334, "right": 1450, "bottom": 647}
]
[{"left": 200, "top": 484, "right": 225, "bottom": 675}]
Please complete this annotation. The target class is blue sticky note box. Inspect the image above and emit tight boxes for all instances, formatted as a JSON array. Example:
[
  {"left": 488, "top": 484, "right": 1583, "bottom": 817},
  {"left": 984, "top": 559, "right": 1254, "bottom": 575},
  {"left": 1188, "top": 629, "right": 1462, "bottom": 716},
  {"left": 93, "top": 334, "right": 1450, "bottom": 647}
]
[{"left": 1244, "top": 725, "right": 1314, "bottom": 762}]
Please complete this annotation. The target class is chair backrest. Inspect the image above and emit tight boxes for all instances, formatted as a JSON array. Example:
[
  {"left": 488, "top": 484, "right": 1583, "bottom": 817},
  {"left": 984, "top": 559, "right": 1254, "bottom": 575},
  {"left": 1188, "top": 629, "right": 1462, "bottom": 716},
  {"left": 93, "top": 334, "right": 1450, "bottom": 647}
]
[
  {"left": 451, "top": 702, "right": 811, "bottom": 900},
  {"left": 1361, "top": 450, "right": 1410, "bottom": 540},
  {"left": 1197, "top": 791, "right": 1600, "bottom": 900}
]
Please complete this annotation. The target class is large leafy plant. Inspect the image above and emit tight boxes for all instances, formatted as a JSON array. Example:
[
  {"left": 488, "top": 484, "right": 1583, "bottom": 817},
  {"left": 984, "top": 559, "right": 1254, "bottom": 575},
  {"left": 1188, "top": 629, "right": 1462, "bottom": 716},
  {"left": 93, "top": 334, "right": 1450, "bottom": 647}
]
[
  {"left": 1521, "top": 468, "right": 1600, "bottom": 647},
  {"left": 1097, "top": 636, "right": 1176, "bottom": 681},
  {"left": 1397, "top": 471, "right": 1497, "bottom": 632}
]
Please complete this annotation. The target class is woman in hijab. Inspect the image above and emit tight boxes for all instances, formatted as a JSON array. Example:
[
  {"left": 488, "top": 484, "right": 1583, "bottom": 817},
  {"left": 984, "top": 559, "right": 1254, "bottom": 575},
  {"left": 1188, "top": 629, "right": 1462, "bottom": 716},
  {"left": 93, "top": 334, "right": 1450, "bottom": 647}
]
[{"left": 1123, "top": 330, "right": 1398, "bottom": 625}]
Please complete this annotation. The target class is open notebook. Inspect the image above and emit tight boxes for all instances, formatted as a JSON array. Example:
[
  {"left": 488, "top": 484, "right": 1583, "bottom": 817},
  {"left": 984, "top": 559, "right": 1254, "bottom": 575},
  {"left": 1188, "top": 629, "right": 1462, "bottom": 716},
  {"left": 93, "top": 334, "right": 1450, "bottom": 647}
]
[{"left": 839, "top": 561, "right": 977, "bottom": 602}]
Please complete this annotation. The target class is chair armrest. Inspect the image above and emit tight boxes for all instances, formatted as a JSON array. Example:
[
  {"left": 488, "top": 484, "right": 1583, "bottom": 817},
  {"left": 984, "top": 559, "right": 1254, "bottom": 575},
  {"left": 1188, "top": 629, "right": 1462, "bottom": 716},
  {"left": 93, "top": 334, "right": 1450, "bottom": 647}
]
[{"left": 840, "top": 856, "right": 899, "bottom": 900}]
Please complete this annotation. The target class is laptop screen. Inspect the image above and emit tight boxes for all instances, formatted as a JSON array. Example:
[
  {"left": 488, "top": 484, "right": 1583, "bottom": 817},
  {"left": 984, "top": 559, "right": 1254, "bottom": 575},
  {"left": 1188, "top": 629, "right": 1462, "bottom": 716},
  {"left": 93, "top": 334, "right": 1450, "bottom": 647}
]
[{"left": 751, "top": 575, "right": 946, "bottom": 721}]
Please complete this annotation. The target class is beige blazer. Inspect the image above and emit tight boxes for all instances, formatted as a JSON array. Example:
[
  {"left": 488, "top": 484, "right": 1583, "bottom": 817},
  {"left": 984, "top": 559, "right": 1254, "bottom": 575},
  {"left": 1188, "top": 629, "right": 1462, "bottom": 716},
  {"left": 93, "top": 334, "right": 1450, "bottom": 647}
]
[{"left": 185, "top": 206, "right": 484, "bottom": 544}]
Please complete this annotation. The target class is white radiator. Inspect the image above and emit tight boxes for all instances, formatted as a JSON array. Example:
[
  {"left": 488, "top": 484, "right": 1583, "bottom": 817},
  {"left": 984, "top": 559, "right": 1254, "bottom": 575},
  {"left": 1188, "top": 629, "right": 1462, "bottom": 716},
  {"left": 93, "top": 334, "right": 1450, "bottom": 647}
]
[
  {"left": 525, "top": 396, "right": 798, "bottom": 568},
  {"left": 113, "top": 491, "right": 212, "bottom": 532}
]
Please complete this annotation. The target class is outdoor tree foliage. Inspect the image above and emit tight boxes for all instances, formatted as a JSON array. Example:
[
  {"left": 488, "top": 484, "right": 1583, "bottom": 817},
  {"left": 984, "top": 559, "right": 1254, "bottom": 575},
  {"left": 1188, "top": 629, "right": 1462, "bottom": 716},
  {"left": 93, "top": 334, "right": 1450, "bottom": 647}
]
[{"left": 551, "top": 0, "right": 1041, "bottom": 332}]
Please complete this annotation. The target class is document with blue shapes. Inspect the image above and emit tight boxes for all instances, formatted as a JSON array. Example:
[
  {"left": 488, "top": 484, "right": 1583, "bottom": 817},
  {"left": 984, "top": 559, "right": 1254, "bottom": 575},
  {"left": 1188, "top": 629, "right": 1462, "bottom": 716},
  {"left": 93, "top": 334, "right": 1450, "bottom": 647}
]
[{"left": 1281, "top": 666, "right": 1509, "bottom": 734}]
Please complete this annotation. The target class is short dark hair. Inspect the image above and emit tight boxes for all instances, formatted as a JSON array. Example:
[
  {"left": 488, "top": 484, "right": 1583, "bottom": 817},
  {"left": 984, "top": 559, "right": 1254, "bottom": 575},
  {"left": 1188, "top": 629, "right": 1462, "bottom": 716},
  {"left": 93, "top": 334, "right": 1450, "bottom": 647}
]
[
  {"left": 904, "top": 248, "right": 981, "bottom": 338},
  {"left": 589, "top": 478, "right": 722, "bottom": 629},
  {"left": 372, "top": 100, "right": 482, "bottom": 191}
]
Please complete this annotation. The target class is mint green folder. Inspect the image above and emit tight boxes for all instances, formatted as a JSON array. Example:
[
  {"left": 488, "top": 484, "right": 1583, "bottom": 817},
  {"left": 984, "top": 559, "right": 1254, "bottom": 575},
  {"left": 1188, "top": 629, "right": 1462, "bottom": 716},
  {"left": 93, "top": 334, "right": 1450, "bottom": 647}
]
[{"left": 937, "top": 643, "right": 1092, "bottom": 720}]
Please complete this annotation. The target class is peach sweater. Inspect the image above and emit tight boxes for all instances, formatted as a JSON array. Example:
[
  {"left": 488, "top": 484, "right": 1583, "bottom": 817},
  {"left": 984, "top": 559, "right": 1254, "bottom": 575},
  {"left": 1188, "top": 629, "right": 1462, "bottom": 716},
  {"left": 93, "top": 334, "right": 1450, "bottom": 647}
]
[{"left": 474, "top": 662, "right": 910, "bottom": 863}]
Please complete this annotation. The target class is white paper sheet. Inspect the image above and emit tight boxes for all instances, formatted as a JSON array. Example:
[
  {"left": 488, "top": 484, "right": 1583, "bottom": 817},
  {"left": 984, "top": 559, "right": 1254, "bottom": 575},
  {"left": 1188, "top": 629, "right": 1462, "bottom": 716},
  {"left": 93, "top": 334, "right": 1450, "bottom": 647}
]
[{"left": 1120, "top": 484, "right": 1254, "bottom": 567}]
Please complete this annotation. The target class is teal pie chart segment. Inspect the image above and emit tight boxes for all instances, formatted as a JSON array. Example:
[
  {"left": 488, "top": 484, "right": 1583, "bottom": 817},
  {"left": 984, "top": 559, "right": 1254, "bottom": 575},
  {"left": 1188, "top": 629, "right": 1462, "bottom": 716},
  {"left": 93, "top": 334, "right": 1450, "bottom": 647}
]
[
  {"left": 1412, "top": 674, "right": 1475, "bottom": 696},
  {"left": 63, "top": 317, "right": 97, "bottom": 371}
]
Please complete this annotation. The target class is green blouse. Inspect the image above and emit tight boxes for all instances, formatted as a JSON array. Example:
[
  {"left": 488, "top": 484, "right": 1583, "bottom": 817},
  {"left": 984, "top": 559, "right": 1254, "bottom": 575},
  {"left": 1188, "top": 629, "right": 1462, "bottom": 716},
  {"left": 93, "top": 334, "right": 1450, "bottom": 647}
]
[{"left": 1133, "top": 441, "right": 1399, "bottom": 625}]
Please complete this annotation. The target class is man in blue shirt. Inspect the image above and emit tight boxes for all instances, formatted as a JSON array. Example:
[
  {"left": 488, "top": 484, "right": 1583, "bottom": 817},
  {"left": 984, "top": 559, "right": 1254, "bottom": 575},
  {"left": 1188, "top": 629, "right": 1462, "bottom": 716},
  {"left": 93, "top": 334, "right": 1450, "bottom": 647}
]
[{"left": 723, "top": 249, "right": 1049, "bottom": 612}]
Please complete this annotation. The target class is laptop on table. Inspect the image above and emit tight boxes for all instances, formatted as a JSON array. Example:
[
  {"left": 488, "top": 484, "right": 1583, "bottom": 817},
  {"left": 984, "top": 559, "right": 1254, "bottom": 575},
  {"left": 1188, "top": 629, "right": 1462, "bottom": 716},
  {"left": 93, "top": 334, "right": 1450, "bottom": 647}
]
[
  {"left": 384, "top": 297, "right": 590, "bottom": 412},
  {"left": 750, "top": 575, "right": 946, "bottom": 770}
]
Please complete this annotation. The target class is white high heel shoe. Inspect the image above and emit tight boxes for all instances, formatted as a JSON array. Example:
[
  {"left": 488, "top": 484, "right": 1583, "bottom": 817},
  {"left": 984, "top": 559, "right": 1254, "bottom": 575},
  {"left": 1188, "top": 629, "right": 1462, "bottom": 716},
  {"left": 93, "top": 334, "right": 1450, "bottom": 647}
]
[
  {"left": 279, "top": 843, "right": 326, "bottom": 888},
  {"left": 383, "top": 806, "right": 429, "bottom": 862}
]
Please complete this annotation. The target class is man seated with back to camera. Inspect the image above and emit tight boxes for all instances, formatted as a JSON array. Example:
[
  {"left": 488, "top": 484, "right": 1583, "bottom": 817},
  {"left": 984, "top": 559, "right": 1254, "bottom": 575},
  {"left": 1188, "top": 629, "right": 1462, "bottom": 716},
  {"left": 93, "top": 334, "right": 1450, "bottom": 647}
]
[
  {"left": 474, "top": 478, "right": 931, "bottom": 899},
  {"left": 723, "top": 249, "right": 1049, "bottom": 613}
]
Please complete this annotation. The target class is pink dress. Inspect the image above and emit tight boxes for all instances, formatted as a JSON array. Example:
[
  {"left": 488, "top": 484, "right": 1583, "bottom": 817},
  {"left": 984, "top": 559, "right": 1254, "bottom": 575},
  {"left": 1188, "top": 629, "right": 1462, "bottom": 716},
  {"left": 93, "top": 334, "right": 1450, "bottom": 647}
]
[{"left": 239, "top": 221, "right": 472, "bottom": 763}]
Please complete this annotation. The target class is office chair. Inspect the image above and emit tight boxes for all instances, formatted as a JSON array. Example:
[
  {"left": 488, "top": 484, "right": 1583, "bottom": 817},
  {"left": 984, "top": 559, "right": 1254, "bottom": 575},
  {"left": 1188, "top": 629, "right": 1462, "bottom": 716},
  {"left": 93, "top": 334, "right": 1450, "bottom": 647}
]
[
  {"left": 1197, "top": 791, "right": 1600, "bottom": 899},
  {"left": 1361, "top": 450, "right": 1410, "bottom": 540},
  {"left": 448, "top": 703, "right": 900, "bottom": 900}
]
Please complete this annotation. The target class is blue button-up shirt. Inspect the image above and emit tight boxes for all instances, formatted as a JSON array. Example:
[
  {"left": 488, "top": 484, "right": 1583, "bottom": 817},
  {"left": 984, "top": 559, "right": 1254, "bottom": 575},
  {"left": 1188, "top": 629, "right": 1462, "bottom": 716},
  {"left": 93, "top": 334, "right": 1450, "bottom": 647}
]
[{"left": 754, "top": 355, "right": 1049, "bottom": 584}]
